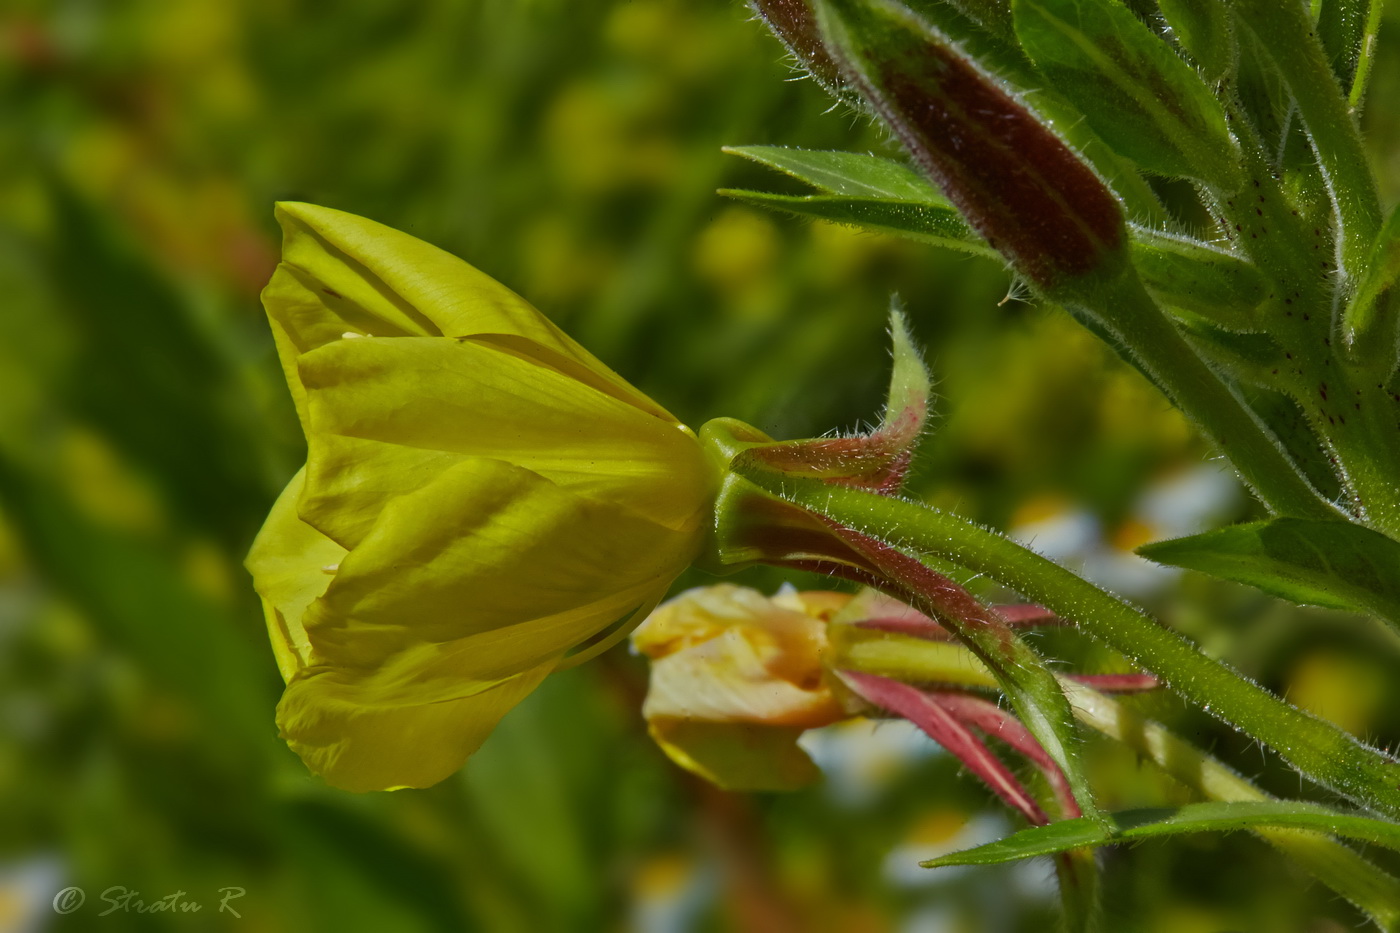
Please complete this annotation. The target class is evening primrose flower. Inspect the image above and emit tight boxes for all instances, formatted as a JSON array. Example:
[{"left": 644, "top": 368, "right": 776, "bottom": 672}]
[
  {"left": 631, "top": 584, "right": 854, "bottom": 791},
  {"left": 246, "top": 202, "right": 715, "bottom": 792}
]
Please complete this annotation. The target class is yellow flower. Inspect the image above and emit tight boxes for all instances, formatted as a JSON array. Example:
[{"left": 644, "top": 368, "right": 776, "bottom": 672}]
[
  {"left": 631, "top": 584, "right": 852, "bottom": 791},
  {"left": 246, "top": 202, "right": 715, "bottom": 791}
]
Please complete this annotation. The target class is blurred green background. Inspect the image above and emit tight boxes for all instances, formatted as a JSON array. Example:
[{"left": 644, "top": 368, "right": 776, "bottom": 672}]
[{"left": 4, "top": 1, "right": 1400, "bottom": 930}]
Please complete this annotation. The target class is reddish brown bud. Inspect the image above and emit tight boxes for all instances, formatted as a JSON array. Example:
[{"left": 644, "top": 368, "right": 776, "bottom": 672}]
[
  {"left": 749, "top": 0, "right": 847, "bottom": 94},
  {"left": 816, "top": 0, "right": 1126, "bottom": 293}
]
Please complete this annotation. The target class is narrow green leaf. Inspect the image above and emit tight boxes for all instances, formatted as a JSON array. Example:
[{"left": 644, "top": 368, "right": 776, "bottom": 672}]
[
  {"left": 1232, "top": 27, "right": 1293, "bottom": 157},
  {"left": 1317, "top": 0, "right": 1378, "bottom": 98},
  {"left": 1156, "top": 0, "right": 1236, "bottom": 83},
  {"left": 922, "top": 801, "right": 1400, "bottom": 868},
  {"left": 1235, "top": 385, "right": 1345, "bottom": 504},
  {"left": 723, "top": 145, "right": 951, "bottom": 202},
  {"left": 1175, "top": 319, "right": 1281, "bottom": 382},
  {"left": 725, "top": 147, "right": 1267, "bottom": 318},
  {"left": 1063, "top": 682, "right": 1400, "bottom": 931},
  {"left": 1130, "top": 229, "right": 1267, "bottom": 324},
  {"left": 721, "top": 188, "right": 993, "bottom": 257},
  {"left": 1139, "top": 518, "right": 1400, "bottom": 624},
  {"left": 1343, "top": 1, "right": 1385, "bottom": 111},
  {"left": 1012, "top": 0, "right": 1239, "bottom": 184},
  {"left": 1234, "top": 0, "right": 1382, "bottom": 289},
  {"left": 1344, "top": 203, "right": 1400, "bottom": 346}
]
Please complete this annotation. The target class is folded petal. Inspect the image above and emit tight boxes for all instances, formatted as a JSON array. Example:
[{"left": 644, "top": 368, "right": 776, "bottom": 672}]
[
  {"left": 296, "top": 336, "right": 711, "bottom": 545},
  {"left": 245, "top": 467, "right": 346, "bottom": 681},
  {"left": 641, "top": 629, "right": 844, "bottom": 728},
  {"left": 303, "top": 457, "right": 697, "bottom": 674}
]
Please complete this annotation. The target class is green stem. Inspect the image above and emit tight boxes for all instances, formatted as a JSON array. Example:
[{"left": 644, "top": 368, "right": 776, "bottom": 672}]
[
  {"left": 839, "top": 622, "right": 1400, "bottom": 926},
  {"left": 1063, "top": 681, "right": 1400, "bottom": 930},
  {"left": 804, "top": 512, "right": 1107, "bottom": 824},
  {"left": 735, "top": 466, "right": 1400, "bottom": 818},
  {"left": 1234, "top": 0, "right": 1383, "bottom": 290},
  {"left": 1078, "top": 273, "right": 1340, "bottom": 521}
]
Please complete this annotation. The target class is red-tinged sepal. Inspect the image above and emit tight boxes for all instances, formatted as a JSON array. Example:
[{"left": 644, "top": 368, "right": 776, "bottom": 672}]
[
  {"left": 840, "top": 670, "right": 1051, "bottom": 824},
  {"left": 745, "top": 305, "right": 931, "bottom": 493}
]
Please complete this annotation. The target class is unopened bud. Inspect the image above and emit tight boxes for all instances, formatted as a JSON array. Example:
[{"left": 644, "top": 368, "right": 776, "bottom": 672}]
[{"left": 815, "top": 0, "right": 1127, "bottom": 294}]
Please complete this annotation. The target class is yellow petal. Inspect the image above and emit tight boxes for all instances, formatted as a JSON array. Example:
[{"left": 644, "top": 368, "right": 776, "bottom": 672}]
[
  {"left": 295, "top": 335, "right": 710, "bottom": 545},
  {"left": 244, "top": 467, "right": 345, "bottom": 681},
  {"left": 264, "top": 202, "right": 674, "bottom": 423},
  {"left": 647, "top": 720, "right": 820, "bottom": 792},
  {"left": 303, "top": 457, "right": 696, "bottom": 675},
  {"left": 278, "top": 661, "right": 553, "bottom": 792}
]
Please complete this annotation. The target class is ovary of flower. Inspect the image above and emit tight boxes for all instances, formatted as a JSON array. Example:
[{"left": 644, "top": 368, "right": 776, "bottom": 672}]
[
  {"left": 246, "top": 202, "right": 715, "bottom": 792},
  {"left": 631, "top": 584, "right": 852, "bottom": 791}
]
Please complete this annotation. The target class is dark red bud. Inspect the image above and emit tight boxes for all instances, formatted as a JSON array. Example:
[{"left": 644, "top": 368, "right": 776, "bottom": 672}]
[
  {"left": 818, "top": 0, "right": 1126, "bottom": 292},
  {"left": 748, "top": 0, "right": 853, "bottom": 101}
]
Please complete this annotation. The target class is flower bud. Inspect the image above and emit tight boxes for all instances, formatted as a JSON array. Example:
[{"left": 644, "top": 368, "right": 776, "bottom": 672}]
[
  {"left": 814, "top": 0, "right": 1127, "bottom": 295},
  {"left": 632, "top": 584, "right": 852, "bottom": 791}
]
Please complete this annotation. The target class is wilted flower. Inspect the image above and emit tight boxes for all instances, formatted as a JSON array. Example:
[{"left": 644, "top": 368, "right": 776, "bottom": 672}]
[
  {"left": 631, "top": 584, "right": 853, "bottom": 791},
  {"left": 246, "top": 202, "right": 715, "bottom": 791}
]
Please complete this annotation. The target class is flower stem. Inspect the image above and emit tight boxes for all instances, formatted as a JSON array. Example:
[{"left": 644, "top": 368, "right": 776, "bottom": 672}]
[
  {"left": 1063, "top": 681, "right": 1400, "bottom": 930},
  {"left": 1234, "top": 0, "right": 1383, "bottom": 292},
  {"left": 735, "top": 466, "right": 1400, "bottom": 818},
  {"left": 1080, "top": 272, "right": 1339, "bottom": 522}
]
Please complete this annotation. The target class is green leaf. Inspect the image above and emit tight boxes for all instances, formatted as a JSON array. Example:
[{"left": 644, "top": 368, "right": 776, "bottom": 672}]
[
  {"left": 1156, "top": 0, "right": 1236, "bottom": 83},
  {"left": 724, "top": 147, "right": 1268, "bottom": 318},
  {"left": 1012, "top": 0, "right": 1239, "bottom": 184},
  {"left": 1343, "top": 202, "right": 1400, "bottom": 348},
  {"left": 1317, "top": 0, "right": 1383, "bottom": 105},
  {"left": 723, "top": 145, "right": 951, "bottom": 202},
  {"left": 1235, "top": 385, "right": 1344, "bottom": 504},
  {"left": 1138, "top": 518, "right": 1400, "bottom": 624},
  {"left": 1234, "top": 0, "right": 1382, "bottom": 287},
  {"left": 721, "top": 188, "right": 993, "bottom": 257},
  {"left": 1233, "top": 26, "right": 1293, "bottom": 156},
  {"left": 922, "top": 801, "right": 1400, "bottom": 868},
  {"left": 1130, "top": 229, "right": 1268, "bottom": 324},
  {"left": 721, "top": 146, "right": 993, "bottom": 257},
  {"left": 1175, "top": 319, "right": 1281, "bottom": 384}
]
